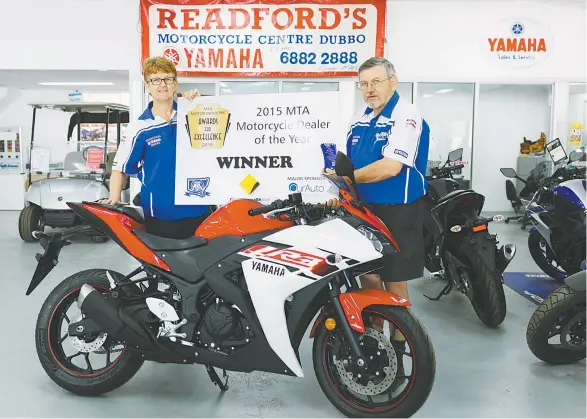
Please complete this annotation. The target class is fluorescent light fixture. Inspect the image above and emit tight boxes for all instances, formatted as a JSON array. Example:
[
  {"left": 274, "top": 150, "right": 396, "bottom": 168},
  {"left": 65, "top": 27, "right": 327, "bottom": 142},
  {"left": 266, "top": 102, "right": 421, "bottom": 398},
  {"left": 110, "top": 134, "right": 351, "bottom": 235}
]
[
  {"left": 436, "top": 88, "right": 454, "bottom": 94},
  {"left": 38, "top": 82, "right": 114, "bottom": 86},
  {"left": 304, "top": 82, "right": 315, "bottom": 85},
  {"left": 423, "top": 94, "right": 433, "bottom": 98},
  {"left": 301, "top": 87, "right": 310, "bottom": 91}
]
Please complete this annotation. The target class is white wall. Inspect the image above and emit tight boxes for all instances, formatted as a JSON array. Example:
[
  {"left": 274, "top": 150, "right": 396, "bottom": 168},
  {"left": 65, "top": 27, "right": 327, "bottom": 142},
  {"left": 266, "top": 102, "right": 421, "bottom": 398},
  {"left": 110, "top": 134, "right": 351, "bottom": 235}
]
[
  {"left": 386, "top": 1, "right": 586, "bottom": 82},
  {"left": 473, "top": 84, "right": 552, "bottom": 212},
  {"left": 0, "top": 0, "right": 140, "bottom": 71}
]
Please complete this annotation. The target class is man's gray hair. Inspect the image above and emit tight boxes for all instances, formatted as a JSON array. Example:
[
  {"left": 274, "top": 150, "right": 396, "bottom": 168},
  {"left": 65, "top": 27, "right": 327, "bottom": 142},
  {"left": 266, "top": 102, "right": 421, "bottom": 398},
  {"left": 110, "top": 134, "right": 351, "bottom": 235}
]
[{"left": 358, "top": 57, "right": 396, "bottom": 77}]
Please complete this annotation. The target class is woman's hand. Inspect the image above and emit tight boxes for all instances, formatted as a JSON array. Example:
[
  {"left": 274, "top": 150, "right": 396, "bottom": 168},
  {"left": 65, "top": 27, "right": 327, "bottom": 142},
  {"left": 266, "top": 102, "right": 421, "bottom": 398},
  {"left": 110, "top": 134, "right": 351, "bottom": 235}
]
[{"left": 182, "top": 89, "right": 201, "bottom": 101}]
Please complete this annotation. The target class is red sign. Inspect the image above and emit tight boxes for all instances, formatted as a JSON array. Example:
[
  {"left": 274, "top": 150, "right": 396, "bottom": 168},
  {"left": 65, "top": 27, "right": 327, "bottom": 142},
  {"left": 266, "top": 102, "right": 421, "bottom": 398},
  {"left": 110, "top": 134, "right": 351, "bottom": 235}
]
[
  {"left": 86, "top": 149, "right": 105, "bottom": 172},
  {"left": 140, "top": 0, "right": 386, "bottom": 77}
]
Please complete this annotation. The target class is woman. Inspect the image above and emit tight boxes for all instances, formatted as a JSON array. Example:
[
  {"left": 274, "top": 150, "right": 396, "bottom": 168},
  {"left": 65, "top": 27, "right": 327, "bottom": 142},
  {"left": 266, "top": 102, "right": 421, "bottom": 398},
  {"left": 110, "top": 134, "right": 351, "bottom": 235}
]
[{"left": 100, "top": 56, "right": 207, "bottom": 239}]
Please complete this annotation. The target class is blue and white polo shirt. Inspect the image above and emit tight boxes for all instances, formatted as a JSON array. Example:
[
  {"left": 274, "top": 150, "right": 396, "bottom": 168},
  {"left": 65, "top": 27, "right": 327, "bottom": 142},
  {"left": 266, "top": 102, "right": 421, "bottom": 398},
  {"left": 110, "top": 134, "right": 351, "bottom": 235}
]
[
  {"left": 112, "top": 101, "right": 209, "bottom": 221},
  {"left": 346, "top": 91, "right": 430, "bottom": 205}
]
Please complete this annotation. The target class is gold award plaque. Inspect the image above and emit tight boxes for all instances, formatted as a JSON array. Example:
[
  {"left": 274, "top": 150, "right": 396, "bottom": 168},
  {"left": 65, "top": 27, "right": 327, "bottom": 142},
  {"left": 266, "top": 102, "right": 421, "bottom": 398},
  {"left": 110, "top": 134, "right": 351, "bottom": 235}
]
[{"left": 185, "top": 103, "right": 231, "bottom": 149}]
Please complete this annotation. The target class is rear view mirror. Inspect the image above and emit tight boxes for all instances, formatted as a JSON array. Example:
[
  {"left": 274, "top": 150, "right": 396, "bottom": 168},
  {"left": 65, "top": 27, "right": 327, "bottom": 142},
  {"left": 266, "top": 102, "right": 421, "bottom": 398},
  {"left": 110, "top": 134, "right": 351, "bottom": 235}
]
[
  {"left": 500, "top": 168, "right": 517, "bottom": 178},
  {"left": 448, "top": 148, "right": 463, "bottom": 162},
  {"left": 335, "top": 151, "right": 355, "bottom": 183}
]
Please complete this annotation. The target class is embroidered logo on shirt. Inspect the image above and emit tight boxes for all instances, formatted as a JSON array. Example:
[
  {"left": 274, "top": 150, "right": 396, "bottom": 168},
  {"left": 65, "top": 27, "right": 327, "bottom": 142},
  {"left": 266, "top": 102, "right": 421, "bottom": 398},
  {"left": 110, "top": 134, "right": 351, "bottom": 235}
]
[
  {"left": 406, "top": 119, "right": 417, "bottom": 129},
  {"left": 146, "top": 135, "right": 162, "bottom": 147},
  {"left": 352, "top": 135, "right": 360, "bottom": 145},
  {"left": 394, "top": 149, "right": 408, "bottom": 159},
  {"left": 375, "top": 132, "right": 389, "bottom": 142}
]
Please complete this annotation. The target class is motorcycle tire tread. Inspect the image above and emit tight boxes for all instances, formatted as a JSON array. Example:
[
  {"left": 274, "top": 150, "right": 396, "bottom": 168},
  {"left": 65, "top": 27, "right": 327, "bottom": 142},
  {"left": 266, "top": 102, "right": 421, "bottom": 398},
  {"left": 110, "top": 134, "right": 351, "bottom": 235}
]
[
  {"left": 311, "top": 305, "right": 436, "bottom": 418},
  {"left": 526, "top": 284, "right": 587, "bottom": 365},
  {"left": 465, "top": 244, "right": 507, "bottom": 328},
  {"left": 35, "top": 268, "right": 144, "bottom": 396}
]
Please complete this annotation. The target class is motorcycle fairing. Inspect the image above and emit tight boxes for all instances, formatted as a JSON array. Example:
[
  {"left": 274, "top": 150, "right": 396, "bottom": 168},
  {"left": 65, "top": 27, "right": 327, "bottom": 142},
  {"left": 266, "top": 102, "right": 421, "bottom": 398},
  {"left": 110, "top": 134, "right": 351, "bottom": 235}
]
[
  {"left": 236, "top": 218, "right": 384, "bottom": 377},
  {"left": 565, "top": 270, "right": 587, "bottom": 292}
]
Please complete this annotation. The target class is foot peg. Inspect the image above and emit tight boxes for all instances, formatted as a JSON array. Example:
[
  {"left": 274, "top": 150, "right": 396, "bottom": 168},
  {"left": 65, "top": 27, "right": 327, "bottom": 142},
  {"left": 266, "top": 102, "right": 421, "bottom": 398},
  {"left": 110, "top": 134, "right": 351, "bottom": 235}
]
[{"left": 206, "top": 365, "right": 229, "bottom": 391}]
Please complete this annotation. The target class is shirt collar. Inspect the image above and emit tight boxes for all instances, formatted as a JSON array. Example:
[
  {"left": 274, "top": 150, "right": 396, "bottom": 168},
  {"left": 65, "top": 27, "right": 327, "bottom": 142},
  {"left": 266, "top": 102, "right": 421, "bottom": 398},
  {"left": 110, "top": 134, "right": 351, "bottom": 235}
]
[
  {"left": 363, "top": 90, "right": 400, "bottom": 120},
  {"left": 139, "top": 100, "right": 178, "bottom": 121}
]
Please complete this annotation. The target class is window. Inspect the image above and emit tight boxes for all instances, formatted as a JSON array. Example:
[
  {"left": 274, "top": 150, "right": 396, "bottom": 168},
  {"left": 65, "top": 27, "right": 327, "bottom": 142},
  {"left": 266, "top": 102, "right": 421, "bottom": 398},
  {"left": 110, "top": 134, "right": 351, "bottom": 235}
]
[
  {"left": 415, "top": 83, "right": 474, "bottom": 186},
  {"left": 474, "top": 84, "right": 553, "bottom": 211},
  {"left": 219, "top": 81, "right": 279, "bottom": 95},
  {"left": 282, "top": 81, "right": 339, "bottom": 93},
  {"left": 177, "top": 82, "right": 215, "bottom": 96},
  {"left": 354, "top": 82, "right": 413, "bottom": 115}
]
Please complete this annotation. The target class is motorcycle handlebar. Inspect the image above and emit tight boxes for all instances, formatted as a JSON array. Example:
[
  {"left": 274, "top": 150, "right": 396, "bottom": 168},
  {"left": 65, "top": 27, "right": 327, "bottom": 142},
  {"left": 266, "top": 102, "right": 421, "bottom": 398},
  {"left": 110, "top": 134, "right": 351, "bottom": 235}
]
[{"left": 248, "top": 199, "right": 290, "bottom": 216}]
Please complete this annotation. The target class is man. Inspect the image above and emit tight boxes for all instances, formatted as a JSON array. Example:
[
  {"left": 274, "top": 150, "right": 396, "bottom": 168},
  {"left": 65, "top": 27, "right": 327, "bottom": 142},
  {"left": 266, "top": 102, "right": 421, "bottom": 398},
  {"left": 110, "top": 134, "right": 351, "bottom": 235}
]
[
  {"left": 333, "top": 56, "right": 430, "bottom": 388},
  {"left": 100, "top": 56, "right": 207, "bottom": 239}
]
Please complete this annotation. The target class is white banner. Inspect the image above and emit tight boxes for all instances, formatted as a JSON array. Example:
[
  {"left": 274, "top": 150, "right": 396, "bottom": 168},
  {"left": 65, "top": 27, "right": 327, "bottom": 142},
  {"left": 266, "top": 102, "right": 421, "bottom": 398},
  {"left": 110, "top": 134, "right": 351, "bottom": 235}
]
[{"left": 175, "top": 91, "right": 345, "bottom": 205}]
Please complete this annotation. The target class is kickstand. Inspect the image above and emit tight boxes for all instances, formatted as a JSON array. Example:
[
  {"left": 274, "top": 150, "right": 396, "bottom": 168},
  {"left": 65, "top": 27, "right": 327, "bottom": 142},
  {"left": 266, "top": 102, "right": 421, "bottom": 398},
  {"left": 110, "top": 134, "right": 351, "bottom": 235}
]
[
  {"left": 424, "top": 283, "right": 453, "bottom": 301},
  {"left": 206, "top": 365, "right": 229, "bottom": 391}
]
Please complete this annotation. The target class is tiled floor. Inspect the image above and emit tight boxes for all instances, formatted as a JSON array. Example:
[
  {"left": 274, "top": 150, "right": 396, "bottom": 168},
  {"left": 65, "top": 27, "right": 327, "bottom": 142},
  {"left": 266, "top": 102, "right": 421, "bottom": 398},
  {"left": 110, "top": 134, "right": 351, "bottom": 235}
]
[{"left": 0, "top": 210, "right": 584, "bottom": 418}]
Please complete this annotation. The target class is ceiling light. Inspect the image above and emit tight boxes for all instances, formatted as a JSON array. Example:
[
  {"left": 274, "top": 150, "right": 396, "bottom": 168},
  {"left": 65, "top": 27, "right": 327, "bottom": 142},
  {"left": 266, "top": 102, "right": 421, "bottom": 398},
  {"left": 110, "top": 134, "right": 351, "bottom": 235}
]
[
  {"left": 436, "top": 88, "right": 454, "bottom": 94},
  {"left": 423, "top": 94, "right": 433, "bottom": 98},
  {"left": 38, "top": 82, "right": 115, "bottom": 86}
]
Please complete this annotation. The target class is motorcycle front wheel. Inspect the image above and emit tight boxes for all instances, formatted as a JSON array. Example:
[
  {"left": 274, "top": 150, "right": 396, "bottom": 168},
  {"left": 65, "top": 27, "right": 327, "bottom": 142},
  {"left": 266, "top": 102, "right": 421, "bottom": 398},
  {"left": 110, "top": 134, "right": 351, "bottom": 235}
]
[
  {"left": 35, "top": 269, "right": 144, "bottom": 396},
  {"left": 526, "top": 284, "right": 586, "bottom": 365},
  {"left": 528, "top": 229, "right": 567, "bottom": 280},
  {"left": 312, "top": 305, "right": 435, "bottom": 418}
]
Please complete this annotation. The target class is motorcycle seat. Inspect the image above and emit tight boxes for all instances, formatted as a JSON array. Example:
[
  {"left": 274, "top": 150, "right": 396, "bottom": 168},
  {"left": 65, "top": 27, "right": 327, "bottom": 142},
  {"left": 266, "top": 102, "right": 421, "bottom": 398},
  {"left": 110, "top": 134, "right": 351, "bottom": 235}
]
[
  {"left": 436, "top": 189, "right": 473, "bottom": 205},
  {"left": 133, "top": 229, "right": 208, "bottom": 251},
  {"left": 81, "top": 202, "right": 145, "bottom": 223}
]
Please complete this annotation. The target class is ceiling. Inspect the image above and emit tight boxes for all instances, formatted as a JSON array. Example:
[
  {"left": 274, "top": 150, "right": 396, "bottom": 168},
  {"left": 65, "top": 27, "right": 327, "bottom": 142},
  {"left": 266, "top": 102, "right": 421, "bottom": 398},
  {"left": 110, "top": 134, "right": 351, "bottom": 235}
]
[
  {"left": 389, "top": 0, "right": 585, "bottom": 6},
  {"left": 0, "top": 70, "right": 129, "bottom": 91}
]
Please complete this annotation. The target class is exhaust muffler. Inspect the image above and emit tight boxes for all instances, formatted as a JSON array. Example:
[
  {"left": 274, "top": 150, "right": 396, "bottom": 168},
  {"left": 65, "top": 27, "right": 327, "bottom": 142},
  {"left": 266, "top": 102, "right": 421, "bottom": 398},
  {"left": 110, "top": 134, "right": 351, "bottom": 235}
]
[
  {"left": 496, "top": 244, "right": 516, "bottom": 273},
  {"left": 77, "top": 284, "right": 153, "bottom": 350}
]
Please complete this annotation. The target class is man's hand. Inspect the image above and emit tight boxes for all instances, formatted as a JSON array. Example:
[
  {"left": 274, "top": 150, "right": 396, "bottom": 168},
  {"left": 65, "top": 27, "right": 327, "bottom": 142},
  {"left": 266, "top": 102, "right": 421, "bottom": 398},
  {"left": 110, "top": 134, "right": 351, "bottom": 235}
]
[
  {"left": 98, "top": 197, "right": 121, "bottom": 205},
  {"left": 182, "top": 89, "right": 201, "bottom": 101},
  {"left": 327, "top": 198, "right": 340, "bottom": 208}
]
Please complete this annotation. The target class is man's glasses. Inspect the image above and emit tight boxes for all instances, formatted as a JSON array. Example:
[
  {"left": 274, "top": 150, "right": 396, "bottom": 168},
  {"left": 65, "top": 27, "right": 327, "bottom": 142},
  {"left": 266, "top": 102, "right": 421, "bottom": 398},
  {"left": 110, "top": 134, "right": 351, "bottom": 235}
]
[
  {"left": 357, "top": 76, "right": 394, "bottom": 90},
  {"left": 149, "top": 77, "right": 177, "bottom": 86}
]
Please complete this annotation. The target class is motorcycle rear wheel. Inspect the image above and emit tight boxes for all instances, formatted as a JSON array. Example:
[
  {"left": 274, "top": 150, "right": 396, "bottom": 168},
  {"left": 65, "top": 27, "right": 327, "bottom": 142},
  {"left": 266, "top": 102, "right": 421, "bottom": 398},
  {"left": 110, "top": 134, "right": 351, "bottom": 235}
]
[
  {"left": 464, "top": 246, "right": 507, "bottom": 328},
  {"left": 526, "top": 284, "right": 586, "bottom": 365},
  {"left": 35, "top": 269, "right": 144, "bottom": 396},
  {"left": 312, "top": 305, "right": 435, "bottom": 418}
]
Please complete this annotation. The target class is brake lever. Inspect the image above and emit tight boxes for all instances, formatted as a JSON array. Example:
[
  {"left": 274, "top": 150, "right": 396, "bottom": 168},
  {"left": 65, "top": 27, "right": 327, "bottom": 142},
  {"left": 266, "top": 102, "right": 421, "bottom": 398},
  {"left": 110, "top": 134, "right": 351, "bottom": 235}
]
[{"left": 262, "top": 206, "right": 296, "bottom": 219}]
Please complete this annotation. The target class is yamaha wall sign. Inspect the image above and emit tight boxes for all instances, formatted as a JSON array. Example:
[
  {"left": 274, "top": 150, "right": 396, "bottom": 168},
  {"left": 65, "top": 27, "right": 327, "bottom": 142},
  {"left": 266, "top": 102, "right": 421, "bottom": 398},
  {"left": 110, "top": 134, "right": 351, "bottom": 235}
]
[{"left": 484, "top": 18, "right": 554, "bottom": 68}]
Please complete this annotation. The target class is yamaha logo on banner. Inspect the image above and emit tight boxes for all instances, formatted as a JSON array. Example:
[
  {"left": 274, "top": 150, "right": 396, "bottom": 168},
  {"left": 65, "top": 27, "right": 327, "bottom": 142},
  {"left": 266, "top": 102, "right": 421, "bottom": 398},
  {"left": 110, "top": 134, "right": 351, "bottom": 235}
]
[{"left": 483, "top": 18, "right": 554, "bottom": 68}]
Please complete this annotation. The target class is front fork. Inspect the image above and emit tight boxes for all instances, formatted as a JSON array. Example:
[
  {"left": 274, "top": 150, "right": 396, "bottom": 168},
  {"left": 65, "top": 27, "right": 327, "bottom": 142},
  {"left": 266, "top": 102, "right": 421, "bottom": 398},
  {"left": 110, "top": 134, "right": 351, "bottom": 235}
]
[{"left": 327, "top": 284, "right": 369, "bottom": 369}]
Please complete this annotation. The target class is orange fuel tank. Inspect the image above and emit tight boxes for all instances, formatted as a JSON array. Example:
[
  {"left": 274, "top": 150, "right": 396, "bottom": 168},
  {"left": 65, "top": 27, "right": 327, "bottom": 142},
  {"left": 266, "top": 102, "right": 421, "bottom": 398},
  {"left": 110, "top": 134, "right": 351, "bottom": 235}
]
[{"left": 194, "top": 199, "right": 295, "bottom": 240}]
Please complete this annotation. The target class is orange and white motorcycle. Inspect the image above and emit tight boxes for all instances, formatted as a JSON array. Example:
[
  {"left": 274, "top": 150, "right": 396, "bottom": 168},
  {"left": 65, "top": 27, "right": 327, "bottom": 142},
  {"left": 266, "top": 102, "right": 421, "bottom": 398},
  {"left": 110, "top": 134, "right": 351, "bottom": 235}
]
[{"left": 26, "top": 152, "right": 436, "bottom": 418}]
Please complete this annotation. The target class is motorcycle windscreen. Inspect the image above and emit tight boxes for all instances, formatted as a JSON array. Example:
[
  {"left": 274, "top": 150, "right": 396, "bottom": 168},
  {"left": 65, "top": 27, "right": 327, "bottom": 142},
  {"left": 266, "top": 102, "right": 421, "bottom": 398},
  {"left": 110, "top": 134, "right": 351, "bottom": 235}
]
[{"left": 322, "top": 173, "right": 358, "bottom": 201}]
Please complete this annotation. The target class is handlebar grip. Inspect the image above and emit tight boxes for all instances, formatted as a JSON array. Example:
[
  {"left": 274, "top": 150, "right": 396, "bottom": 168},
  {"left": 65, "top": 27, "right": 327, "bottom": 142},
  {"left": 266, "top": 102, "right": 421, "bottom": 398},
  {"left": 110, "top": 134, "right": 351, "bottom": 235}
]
[
  {"left": 450, "top": 164, "right": 465, "bottom": 170},
  {"left": 248, "top": 204, "right": 276, "bottom": 216}
]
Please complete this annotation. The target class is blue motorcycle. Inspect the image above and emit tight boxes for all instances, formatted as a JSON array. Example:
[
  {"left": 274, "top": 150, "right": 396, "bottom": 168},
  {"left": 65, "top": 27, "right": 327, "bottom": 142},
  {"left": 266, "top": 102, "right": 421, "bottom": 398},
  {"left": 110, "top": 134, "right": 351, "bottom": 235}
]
[{"left": 501, "top": 148, "right": 586, "bottom": 280}]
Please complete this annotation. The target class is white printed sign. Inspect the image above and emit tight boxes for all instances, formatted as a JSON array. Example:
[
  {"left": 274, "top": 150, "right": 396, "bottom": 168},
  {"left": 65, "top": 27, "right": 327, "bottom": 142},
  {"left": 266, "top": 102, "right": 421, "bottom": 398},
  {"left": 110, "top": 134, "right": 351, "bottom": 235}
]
[
  {"left": 140, "top": 0, "right": 386, "bottom": 77},
  {"left": 175, "top": 91, "right": 344, "bottom": 205},
  {"left": 482, "top": 18, "right": 554, "bottom": 68}
]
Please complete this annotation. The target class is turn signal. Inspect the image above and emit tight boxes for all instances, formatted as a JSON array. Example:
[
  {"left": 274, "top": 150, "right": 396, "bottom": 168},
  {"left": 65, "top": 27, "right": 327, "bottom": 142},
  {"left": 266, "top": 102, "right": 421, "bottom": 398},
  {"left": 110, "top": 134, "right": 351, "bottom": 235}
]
[{"left": 324, "top": 318, "right": 337, "bottom": 330}]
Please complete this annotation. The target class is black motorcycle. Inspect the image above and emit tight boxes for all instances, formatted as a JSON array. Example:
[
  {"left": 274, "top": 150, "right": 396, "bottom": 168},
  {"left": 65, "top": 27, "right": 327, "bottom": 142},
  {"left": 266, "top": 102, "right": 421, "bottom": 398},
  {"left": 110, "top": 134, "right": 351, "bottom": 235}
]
[
  {"left": 422, "top": 149, "right": 516, "bottom": 328},
  {"left": 526, "top": 269, "right": 586, "bottom": 364}
]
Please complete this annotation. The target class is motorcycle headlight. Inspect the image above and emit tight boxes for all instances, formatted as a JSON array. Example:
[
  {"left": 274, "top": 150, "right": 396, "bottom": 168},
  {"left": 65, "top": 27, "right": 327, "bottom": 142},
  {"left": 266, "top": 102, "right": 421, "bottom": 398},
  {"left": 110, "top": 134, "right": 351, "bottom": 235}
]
[{"left": 357, "top": 225, "right": 390, "bottom": 253}]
